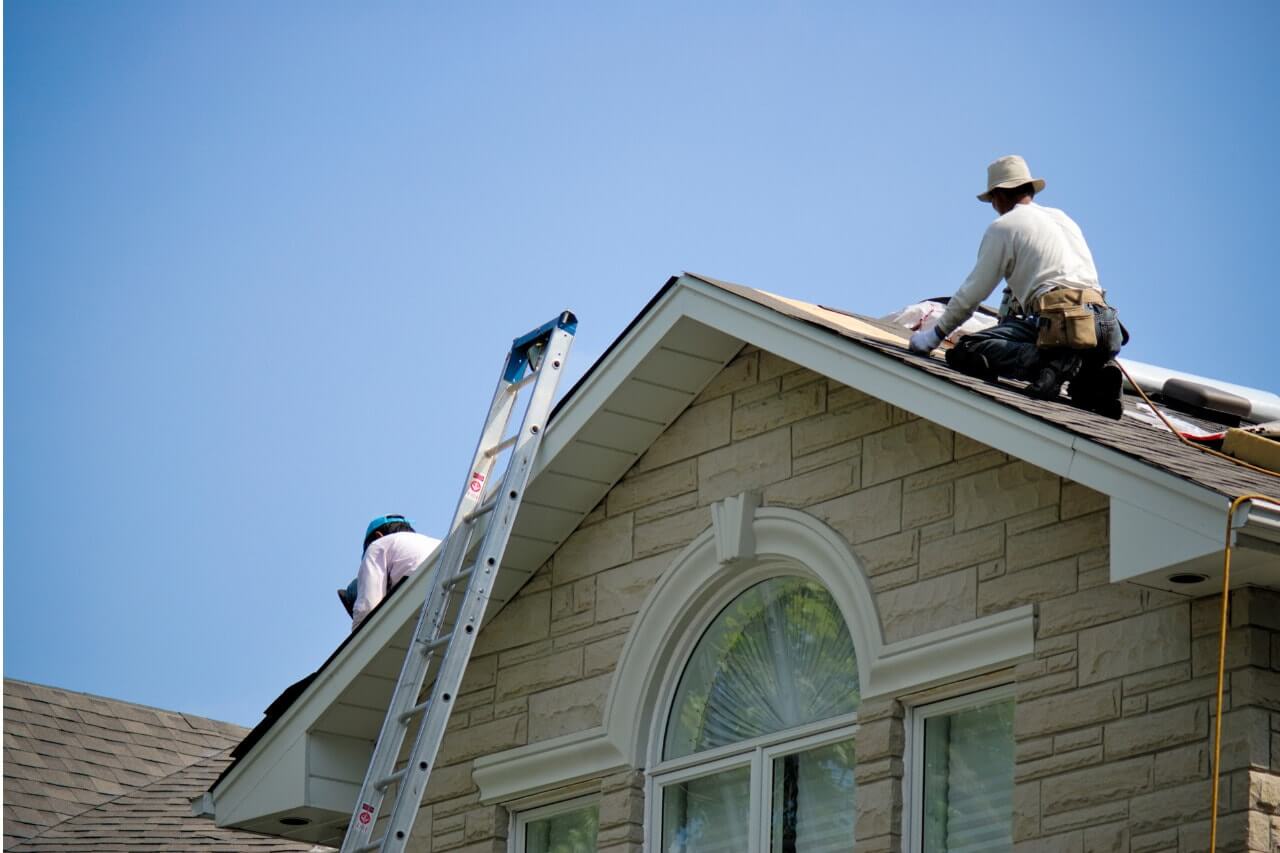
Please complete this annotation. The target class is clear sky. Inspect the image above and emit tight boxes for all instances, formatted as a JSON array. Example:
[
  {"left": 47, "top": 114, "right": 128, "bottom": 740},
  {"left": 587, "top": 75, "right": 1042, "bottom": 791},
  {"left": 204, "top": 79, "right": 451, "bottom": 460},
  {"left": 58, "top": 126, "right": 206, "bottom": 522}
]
[{"left": 5, "top": 1, "right": 1277, "bottom": 726}]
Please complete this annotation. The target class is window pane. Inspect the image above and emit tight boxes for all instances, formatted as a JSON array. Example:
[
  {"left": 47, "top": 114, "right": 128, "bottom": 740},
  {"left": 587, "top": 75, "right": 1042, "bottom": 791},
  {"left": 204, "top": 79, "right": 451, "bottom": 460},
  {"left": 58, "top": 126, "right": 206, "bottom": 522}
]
[
  {"left": 770, "top": 738, "right": 856, "bottom": 853},
  {"left": 525, "top": 804, "right": 598, "bottom": 853},
  {"left": 922, "top": 699, "right": 1014, "bottom": 853},
  {"left": 664, "top": 578, "right": 860, "bottom": 759},
  {"left": 661, "top": 764, "right": 751, "bottom": 853}
]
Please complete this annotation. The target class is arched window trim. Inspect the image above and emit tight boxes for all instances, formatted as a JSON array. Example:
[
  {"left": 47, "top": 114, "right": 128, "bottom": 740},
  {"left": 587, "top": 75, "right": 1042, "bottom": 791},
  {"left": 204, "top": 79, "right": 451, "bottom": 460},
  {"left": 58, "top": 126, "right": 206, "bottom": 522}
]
[
  {"left": 604, "top": 498, "right": 1034, "bottom": 770},
  {"left": 472, "top": 498, "right": 1033, "bottom": 804},
  {"left": 607, "top": 503, "right": 883, "bottom": 769}
]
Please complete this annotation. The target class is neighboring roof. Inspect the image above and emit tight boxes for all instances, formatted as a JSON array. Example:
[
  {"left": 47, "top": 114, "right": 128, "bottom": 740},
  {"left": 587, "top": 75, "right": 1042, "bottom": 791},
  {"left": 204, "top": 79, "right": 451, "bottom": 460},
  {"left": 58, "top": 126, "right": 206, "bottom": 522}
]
[{"left": 3, "top": 679, "right": 319, "bottom": 852}]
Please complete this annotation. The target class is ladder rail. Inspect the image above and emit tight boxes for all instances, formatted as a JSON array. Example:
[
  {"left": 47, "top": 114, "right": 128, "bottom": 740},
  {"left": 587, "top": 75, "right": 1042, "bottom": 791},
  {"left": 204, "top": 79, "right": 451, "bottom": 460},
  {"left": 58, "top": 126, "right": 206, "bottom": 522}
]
[
  {"left": 339, "top": 312, "right": 576, "bottom": 853},
  {"left": 375, "top": 322, "right": 572, "bottom": 847},
  {"left": 339, "top": 370, "right": 519, "bottom": 849}
]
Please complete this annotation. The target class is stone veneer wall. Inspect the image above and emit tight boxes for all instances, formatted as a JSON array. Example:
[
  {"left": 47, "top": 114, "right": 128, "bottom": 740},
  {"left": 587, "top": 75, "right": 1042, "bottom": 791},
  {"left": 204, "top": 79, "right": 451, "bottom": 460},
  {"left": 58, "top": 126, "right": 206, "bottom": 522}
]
[{"left": 407, "top": 347, "right": 1280, "bottom": 853}]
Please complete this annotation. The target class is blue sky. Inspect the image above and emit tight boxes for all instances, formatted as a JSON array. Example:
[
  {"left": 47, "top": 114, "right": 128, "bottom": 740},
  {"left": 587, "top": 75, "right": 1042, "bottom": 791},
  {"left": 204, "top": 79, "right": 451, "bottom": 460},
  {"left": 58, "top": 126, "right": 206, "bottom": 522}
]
[{"left": 5, "top": 1, "right": 1277, "bottom": 726}]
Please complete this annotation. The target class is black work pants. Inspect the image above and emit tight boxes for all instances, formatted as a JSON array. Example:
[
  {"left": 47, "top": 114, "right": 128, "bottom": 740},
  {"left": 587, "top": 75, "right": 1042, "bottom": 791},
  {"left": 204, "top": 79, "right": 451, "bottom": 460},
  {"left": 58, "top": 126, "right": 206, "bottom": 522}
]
[{"left": 950, "top": 305, "right": 1125, "bottom": 381}]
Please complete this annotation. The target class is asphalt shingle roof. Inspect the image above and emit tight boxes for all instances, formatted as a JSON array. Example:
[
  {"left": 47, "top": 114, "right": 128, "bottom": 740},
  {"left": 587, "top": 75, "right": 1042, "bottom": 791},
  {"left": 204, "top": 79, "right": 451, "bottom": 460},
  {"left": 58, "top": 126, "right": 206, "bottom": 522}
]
[
  {"left": 4, "top": 679, "right": 320, "bottom": 852},
  {"left": 691, "top": 274, "right": 1280, "bottom": 501}
]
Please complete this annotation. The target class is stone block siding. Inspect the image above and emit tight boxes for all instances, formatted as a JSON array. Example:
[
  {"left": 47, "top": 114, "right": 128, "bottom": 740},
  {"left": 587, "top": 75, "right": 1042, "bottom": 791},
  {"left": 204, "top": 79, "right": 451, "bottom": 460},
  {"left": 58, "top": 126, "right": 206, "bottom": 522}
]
[{"left": 411, "top": 347, "right": 1280, "bottom": 853}]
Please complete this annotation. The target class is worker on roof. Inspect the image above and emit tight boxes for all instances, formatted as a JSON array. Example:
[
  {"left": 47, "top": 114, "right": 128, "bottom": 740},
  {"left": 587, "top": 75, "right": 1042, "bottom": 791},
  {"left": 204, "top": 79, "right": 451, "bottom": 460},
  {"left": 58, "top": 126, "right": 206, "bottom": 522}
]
[
  {"left": 907, "top": 155, "right": 1127, "bottom": 418},
  {"left": 341, "top": 515, "right": 439, "bottom": 631}
]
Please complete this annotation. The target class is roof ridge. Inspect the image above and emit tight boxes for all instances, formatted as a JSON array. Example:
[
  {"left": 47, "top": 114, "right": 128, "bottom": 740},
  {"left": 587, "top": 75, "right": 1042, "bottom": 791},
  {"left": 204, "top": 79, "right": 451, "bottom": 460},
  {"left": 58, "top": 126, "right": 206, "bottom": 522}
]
[{"left": 4, "top": 678, "right": 248, "bottom": 735}]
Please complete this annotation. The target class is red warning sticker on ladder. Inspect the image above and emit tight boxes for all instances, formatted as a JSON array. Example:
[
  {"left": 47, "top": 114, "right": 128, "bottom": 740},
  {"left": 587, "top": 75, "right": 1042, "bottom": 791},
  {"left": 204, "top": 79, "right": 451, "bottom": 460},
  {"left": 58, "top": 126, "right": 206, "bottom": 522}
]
[
  {"left": 358, "top": 803, "right": 375, "bottom": 825},
  {"left": 467, "top": 471, "right": 485, "bottom": 498}
]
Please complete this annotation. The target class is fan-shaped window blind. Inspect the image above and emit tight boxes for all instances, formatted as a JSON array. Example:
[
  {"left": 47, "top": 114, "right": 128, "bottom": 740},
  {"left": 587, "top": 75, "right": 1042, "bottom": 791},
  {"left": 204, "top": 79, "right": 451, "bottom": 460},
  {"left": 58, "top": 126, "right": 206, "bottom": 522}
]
[{"left": 663, "top": 577, "right": 860, "bottom": 760}]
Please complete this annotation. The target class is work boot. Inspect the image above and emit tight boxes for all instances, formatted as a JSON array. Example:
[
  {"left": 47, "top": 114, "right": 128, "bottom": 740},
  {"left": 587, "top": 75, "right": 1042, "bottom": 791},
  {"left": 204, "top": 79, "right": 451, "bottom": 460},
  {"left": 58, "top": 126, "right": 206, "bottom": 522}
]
[
  {"left": 1027, "top": 354, "right": 1082, "bottom": 400},
  {"left": 946, "top": 344, "right": 998, "bottom": 382},
  {"left": 1068, "top": 360, "right": 1123, "bottom": 420}
]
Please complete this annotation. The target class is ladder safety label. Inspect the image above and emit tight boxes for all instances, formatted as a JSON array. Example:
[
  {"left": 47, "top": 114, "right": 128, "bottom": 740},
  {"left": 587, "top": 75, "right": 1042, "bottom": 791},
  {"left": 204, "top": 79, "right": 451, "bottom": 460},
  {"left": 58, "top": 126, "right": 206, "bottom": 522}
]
[
  {"left": 467, "top": 472, "right": 485, "bottom": 498},
  {"left": 358, "top": 803, "right": 375, "bottom": 825}
]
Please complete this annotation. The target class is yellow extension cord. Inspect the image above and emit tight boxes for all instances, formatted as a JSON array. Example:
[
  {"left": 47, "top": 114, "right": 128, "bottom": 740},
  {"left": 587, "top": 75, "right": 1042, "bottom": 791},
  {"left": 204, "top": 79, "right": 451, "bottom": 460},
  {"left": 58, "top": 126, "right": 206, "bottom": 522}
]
[{"left": 1113, "top": 365, "right": 1278, "bottom": 850}]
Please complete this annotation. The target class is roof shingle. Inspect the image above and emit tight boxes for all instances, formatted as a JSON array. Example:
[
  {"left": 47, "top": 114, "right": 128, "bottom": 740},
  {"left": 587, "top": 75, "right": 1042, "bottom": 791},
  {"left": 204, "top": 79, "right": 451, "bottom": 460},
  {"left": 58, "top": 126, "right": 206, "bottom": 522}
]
[{"left": 3, "top": 679, "right": 320, "bottom": 852}]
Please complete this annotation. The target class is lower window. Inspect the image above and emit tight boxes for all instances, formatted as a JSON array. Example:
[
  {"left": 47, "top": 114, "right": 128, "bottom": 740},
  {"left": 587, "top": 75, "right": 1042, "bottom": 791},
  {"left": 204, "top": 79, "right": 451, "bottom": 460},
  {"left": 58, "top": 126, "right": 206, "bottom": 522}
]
[
  {"left": 911, "top": 688, "right": 1015, "bottom": 853},
  {"left": 513, "top": 797, "right": 599, "bottom": 853},
  {"left": 657, "top": 729, "right": 857, "bottom": 853}
]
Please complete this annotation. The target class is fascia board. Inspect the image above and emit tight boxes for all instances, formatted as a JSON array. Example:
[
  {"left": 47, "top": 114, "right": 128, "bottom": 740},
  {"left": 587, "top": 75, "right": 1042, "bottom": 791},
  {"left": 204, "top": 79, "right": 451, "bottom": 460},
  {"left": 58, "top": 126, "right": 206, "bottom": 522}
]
[
  {"left": 672, "top": 278, "right": 1230, "bottom": 527},
  {"left": 213, "top": 732, "right": 307, "bottom": 827},
  {"left": 211, "top": 552, "right": 440, "bottom": 804},
  {"left": 531, "top": 284, "right": 704, "bottom": 477},
  {"left": 1109, "top": 498, "right": 1224, "bottom": 583}
]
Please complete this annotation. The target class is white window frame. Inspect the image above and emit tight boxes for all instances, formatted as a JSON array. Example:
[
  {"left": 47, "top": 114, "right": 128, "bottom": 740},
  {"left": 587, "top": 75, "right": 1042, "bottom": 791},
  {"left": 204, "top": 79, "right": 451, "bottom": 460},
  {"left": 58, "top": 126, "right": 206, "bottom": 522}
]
[
  {"left": 510, "top": 794, "right": 600, "bottom": 853},
  {"left": 649, "top": 718, "right": 858, "bottom": 853},
  {"left": 644, "top": 569, "right": 862, "bottom": 853},
  {"left": 904, "top": 683, "right": 1016, "bottom": 853}
]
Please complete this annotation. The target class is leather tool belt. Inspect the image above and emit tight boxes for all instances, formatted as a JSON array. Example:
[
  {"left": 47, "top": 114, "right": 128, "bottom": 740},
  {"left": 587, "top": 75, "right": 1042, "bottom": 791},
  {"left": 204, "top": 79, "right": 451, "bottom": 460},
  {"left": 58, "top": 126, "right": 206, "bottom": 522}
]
[{"left": 1033, "top": 288, "right": 1105, "bottom": 350}]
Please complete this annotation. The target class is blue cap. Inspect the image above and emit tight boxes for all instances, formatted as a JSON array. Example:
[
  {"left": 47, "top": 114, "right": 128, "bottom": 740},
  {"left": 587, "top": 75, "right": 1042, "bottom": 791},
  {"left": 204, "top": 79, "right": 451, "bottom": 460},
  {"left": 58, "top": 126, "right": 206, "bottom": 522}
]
[
  {"left": 364, "top": 515, "right": 415, "bottom": 552},
  {"left": 366, "top": 515, "right": 412, "bottom": 539}
]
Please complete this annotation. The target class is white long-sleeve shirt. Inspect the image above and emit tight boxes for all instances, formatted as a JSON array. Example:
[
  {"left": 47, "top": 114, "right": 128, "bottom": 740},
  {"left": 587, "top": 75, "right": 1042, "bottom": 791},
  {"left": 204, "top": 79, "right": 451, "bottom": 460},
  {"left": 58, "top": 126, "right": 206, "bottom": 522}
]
[
  {"left": 352, "top": 531, "right": 441, "bottom": 630},
  {"left": 937, "top": 202, "right": 1102, "bottom": 337}
]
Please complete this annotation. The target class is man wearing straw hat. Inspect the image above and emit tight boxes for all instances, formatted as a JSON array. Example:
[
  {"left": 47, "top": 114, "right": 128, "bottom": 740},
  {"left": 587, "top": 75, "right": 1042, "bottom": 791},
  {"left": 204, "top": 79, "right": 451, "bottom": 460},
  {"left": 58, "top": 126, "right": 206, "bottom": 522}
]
[{"left": 908, "top": 155, "right": 1126, "bottom": 418}]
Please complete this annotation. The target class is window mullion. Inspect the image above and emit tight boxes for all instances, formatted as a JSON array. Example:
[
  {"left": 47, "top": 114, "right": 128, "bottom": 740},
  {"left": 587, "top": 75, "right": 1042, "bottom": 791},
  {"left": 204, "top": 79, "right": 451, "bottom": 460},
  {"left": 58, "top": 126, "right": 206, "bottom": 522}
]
[{"left": 751, "top": 745, "right": 765, "bottom": 853}]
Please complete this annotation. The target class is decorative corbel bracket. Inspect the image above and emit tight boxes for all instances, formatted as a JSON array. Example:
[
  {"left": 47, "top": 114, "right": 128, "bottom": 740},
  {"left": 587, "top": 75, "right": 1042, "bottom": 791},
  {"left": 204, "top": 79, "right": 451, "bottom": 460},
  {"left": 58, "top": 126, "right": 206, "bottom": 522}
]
[{"left": 710, "top": 491, "right": 761, "bottom": 565}]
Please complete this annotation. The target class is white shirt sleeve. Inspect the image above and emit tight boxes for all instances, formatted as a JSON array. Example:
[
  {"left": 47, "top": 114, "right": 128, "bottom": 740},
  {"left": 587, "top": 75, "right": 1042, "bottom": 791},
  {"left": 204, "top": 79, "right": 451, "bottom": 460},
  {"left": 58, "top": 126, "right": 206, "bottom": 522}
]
[
  {"left": 352, "top": 544, "right": 388, "bottom": 631},
  {"left": 937, "top": 224, "right": 1010, "bottom": 337}
]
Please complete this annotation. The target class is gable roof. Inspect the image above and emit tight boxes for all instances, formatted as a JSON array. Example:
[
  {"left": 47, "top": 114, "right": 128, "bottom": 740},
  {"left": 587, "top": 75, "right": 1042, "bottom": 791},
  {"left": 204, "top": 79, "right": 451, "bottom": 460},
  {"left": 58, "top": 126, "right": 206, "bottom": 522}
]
[
  {"left": 208, "top": 272, "right": 1278, "bottom": 839},
  {"left": 3, "top": 679, "right": 319, "bottom": 852}
]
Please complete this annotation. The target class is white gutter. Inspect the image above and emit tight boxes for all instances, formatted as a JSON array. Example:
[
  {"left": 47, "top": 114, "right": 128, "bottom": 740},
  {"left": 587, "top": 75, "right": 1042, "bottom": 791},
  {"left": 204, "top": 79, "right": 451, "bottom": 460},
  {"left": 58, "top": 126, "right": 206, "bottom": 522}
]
[{"left": 1237, "top": 497, "right": 1280, "bottom": 546}]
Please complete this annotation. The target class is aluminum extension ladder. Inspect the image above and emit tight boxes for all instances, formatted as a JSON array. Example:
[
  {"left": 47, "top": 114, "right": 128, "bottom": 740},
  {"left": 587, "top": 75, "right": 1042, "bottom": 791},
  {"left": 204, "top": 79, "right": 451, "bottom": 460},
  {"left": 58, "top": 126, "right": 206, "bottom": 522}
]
[{"left": 340, "top": 311, "right": 577, "bottom": 853}]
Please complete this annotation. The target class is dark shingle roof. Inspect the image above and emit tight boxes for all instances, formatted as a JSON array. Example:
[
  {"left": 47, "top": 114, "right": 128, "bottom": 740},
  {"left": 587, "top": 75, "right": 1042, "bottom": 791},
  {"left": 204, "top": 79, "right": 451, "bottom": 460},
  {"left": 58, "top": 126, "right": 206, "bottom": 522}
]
[
  {"left": 691, "top": 274, "right": 1280, "bottom": 500},
  {"left": 4, "top": 679, "right": 319, "bottom": 852}
]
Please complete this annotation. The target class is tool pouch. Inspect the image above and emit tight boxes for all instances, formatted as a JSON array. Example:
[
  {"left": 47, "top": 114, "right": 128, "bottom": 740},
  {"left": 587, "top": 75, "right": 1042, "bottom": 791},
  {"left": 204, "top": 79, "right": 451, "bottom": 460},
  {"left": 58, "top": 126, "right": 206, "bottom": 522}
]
[{"left": 1035, "top": 289, "right": 1101, "bottom": 350}]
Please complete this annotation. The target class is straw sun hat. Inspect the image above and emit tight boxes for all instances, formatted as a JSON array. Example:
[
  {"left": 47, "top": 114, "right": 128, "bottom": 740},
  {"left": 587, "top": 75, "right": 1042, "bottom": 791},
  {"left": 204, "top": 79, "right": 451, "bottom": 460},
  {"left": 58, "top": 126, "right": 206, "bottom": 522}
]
[{"left": 976, "top": 155, "right": 1046, "bottom": 202}]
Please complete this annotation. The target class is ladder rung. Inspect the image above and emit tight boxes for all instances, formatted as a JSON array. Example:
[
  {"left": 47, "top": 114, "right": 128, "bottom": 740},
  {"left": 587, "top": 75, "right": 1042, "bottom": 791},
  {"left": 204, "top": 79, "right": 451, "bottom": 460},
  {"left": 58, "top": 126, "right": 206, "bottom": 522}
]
[
  {"left": 483, "top": 435, "right": 518, "bottom": 459},
  {"left": 419, "top": 633, "right": 453, "bottom": 654},
  {"left": 375, "top": 768, "right": 407, "bottom": 792},
  {"left": 399, "top": 699, "right": 430, "bottom": 724},
  {"left": 462, "top": 495, "right": 498, "bottom": 523},
  {"left": 353, "top": 837, "right": 384, "bottom": 853},
  {"left": 506, "top": 372, "right": 539, "bottom": 394},
  {"left": 442, "top": 566, "right": 474, "bottom": 589}
]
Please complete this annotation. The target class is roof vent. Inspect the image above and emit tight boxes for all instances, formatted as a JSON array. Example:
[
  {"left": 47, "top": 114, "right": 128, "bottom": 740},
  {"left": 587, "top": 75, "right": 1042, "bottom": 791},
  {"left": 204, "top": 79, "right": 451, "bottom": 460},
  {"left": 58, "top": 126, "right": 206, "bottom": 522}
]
[{"left": 1160, "top": 378, "right": 1251, "bottom": 426}]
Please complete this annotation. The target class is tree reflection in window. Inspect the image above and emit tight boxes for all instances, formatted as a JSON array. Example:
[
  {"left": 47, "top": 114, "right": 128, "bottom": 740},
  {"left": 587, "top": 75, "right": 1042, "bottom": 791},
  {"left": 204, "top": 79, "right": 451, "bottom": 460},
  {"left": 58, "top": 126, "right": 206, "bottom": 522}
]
[{"left": 664, "top": 577, "right": 860, "bottom": 761}]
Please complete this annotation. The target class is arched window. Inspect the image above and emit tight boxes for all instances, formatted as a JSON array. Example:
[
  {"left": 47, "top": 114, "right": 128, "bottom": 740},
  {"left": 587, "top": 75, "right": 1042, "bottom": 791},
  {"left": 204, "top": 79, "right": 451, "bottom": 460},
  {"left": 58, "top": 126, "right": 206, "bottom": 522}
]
[{"left": 652, "top": 576, "right": 859, "bottom": 853}]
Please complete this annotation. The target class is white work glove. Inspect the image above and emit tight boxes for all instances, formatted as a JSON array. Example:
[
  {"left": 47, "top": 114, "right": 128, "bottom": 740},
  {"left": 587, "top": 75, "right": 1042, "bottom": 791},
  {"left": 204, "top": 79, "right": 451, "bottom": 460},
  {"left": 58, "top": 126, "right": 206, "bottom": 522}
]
[{"left": 908, "top": 326, "right": 944, "bottom": 354}]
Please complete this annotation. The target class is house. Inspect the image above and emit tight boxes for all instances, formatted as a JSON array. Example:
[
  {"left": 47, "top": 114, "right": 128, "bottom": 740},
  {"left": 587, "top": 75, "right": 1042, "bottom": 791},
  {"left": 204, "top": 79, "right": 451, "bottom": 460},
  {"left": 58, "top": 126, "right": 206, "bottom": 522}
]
[
  {"left": 202, "top": 274, "right": 1280, "bottom": 853},
  {"left": 3, "top": 678, "right": 324, "bottom": 852}
]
